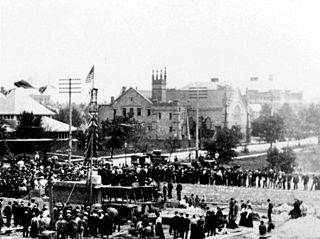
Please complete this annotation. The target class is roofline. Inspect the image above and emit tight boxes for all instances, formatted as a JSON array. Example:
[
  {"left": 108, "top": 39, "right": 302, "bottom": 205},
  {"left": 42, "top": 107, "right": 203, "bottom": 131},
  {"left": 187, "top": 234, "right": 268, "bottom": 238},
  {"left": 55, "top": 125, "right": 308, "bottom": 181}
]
[{"left": 111, "top": 87, "right": 153, "bottom": 106}]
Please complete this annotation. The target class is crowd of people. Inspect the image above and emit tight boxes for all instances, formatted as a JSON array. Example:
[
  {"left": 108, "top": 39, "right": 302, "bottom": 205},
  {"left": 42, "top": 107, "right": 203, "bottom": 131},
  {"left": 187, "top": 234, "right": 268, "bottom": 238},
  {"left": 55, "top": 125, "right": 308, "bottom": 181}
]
[
  {"left": 1, "top": 152, "right": 320, "bottom": 199},
  {"left": 0, "top": 197, "right": 271, "bottom": 239},
  {"left": 0, "top": 199, "right": 122, "bottom": 239}
]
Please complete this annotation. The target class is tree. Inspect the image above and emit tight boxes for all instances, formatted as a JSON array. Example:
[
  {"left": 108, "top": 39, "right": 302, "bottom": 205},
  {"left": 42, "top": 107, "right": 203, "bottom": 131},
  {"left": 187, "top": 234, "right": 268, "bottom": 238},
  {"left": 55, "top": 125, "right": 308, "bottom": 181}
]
[
  {"left": 101, "top": 115, "right": 140, "bottom": 157},
  {"left": 129, "top": 129, "right": 150, "bottom": 154},
  {"left": 277, "top": 103, "right": 301, "bottom": 140},
  {"left": 199, "top": 116, "right": 215, "bottom": 139},
  {"left": 0, "top": 118, "right": 10, "bottom": 156},
  {"left": 302, "top": 104, "right": 320, "bottom": 142},
  {"left": 53, "top": 104, "right": 84, "bottom": 128},
  {"left": 16, "top": 111, "right": 44, "bottom": 139},
  {"left": 251, "top": 113, "right": 284, "bottom": 147},
  {"left": 164, "top": 136, "right": 182, "bottom": 158},
  {"left": 267, "top": 147, "right": 296, "bottom": 173},
  {"left": 204, "top": 125, "right": 242, "bottom": 165}
]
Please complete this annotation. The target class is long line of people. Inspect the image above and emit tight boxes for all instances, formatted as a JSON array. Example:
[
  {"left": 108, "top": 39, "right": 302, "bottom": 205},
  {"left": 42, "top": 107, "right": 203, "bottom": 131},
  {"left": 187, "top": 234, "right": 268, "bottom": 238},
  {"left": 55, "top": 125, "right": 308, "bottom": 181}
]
[{"left": 1, "top": 154, "right": 320, "bottom": 200}]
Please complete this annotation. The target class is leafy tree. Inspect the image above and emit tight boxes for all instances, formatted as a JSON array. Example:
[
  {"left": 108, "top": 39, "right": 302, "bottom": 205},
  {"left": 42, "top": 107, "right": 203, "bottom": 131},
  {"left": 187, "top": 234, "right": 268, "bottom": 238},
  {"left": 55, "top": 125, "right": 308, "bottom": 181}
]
[
  {"left": 303, "top": 104, "right": 320, "bottom": 142},
  {"left": 267, "top": 147, "right": 296, "bottom": 173},
  {"left": 101, "top": 115, "right": 140, "bottom": 157},
  {"left": 189, "top": 116, "right": 215, "bottom": 140},
  {"left": 277, "top": 103, "right": 301, "bottom": 140},
  {"left": 53, "top": 104, "right": 84, "bottom": 128},
  {"left": 16, "top": 111, "right": 44, "bottom": 138},
  {"left": 204, "top": 125, "right": 242, "bottom": 165},
  {"left": 260, "top": 104, "right": 272, "bottom": 117},
  {"left": 164, "top": 136, "right": 182, "bottom": 158},
  {"left": 199, "top": 116, "right": 215, "bottom": 139},
  {"left": 75, "top": 130, "right": 86, "bottom": 150},
  {"left": 0, "top": 118, "right": 10, "bottom": 156},
  {"left": 251, "top": 113, "right": 284, "bottom": 147},
  {"left": 130, "top": 129, "right": 150, "bottom": 153}
]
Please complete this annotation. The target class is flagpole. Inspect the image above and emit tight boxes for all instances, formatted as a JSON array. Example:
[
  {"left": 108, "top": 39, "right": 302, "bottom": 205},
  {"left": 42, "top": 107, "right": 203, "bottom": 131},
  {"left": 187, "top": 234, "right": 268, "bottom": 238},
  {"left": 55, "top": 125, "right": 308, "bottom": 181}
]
[
  {"left": 92, "top": 66, "right": 94, "bottom": 89},
  {"left": 89, "top": 132, "right": 94, "bottom": 203}
]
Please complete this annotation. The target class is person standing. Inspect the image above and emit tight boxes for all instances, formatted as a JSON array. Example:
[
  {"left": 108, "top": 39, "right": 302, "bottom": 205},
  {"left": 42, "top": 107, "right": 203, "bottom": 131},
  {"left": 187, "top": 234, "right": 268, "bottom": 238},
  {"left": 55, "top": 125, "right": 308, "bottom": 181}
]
[
  {"left": 12, "top": 200, "right": 20, "bottom": 227},
  {"left": 267, "top": 199, "right": 273, "bottom": 223},
  {"left": 154, "top": 212, "right": 165, "bottom": 239},
  {"left": 176, "top": 183, "right": 182, "bottom": 201},
  {"left": 56, "top": 215, "right": 67, "bottom": 239},
  {"left": 170, "top": 211, "right": 180, "bottom": 238},
  {"left": 302, "top": 174, "right": 309, "bottom": 191},
  {"left": 103, "top": 212, "right": 113, "bottom": 238},
  {"left": 287, "top": 173, "right": 292, "bottom": 190},
  {"left": 182, "top": 213, "right": 191, "bottom": 239},
  {"left": 293, "top": 174, "right": 299, "bottom": 190},
  {"left": 228, "top": 198, "right": 235, "bottom": 222},
  {"left": 162, "top": 183, "right": 168, "bottom": 202},
  {"left": 30, "top": 213, "right": 39, "bottom": 238},
  {"left": 3, "top": 201, "right": 12, "bottom": 228},
  {"left": 168, "top": 181, "right": 173, "bottom": 199}
]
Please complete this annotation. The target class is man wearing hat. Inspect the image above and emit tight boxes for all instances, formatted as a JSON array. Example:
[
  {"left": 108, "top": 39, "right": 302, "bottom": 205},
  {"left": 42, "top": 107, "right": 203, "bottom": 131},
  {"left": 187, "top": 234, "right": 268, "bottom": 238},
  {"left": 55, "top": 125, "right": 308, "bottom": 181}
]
[{"left": 56, "top": 215, "right": 67, "bottom": 239}]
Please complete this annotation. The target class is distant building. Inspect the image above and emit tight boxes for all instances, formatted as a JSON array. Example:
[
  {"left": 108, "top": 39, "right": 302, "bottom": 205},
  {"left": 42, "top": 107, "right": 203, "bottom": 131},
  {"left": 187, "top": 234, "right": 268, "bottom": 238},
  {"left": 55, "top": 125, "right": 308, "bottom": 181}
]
[
  {"left": 98, "top": 69, "right": 248, "bottom": 140},
  {"left": 247, "top": 89, "right": 303, "bottom": 111},
  {"left": 0, "top": 89, "right": 76, "bottom": 140}
]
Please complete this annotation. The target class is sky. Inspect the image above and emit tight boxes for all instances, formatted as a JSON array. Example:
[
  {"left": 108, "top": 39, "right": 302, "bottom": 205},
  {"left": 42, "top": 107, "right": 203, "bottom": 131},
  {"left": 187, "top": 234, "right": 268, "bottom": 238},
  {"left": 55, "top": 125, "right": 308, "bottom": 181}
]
[{"left": 1, "top": 0, "right": 320, "bottom": 103}]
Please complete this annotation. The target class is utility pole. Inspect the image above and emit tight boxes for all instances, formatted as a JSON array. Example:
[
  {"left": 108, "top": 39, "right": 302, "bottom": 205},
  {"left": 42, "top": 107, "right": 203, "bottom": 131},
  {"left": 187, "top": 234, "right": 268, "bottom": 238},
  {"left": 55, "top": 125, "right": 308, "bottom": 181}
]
[
  {"left": 223, "top": 87, "right": 228, "bottom": 128},
  {"left": 189, "top": 85, "right": 207, "bottom": 159},
  {"left": 59, "top": 78, "right": 81, "bottom": 161}
]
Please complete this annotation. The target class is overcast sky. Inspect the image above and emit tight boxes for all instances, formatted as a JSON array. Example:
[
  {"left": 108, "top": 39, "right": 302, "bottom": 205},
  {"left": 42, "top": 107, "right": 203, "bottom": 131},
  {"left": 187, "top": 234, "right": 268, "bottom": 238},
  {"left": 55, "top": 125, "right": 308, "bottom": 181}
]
[{"left": 1, "top": 0, "right": 320, "bottom": 103}]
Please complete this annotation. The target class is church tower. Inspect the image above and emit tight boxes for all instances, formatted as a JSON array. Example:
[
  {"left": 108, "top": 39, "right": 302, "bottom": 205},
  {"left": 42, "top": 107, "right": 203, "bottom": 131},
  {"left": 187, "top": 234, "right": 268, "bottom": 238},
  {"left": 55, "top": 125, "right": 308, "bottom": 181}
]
[{"left": 152, "top": 67, "right": 167, "bottom": 102}]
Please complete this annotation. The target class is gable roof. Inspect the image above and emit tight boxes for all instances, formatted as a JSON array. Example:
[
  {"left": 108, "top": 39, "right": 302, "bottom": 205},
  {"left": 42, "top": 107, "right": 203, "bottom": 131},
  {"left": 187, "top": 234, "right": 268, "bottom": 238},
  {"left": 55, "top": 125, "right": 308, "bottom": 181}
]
[
  {"left": 41, "top": 116, "right": 77, "bottom": 132},
  {"left": 0, "top": 89, "right": 54, "bottom": 115},
  {"left": 112, "top": 87, "right": 153, "bottom": 106}
]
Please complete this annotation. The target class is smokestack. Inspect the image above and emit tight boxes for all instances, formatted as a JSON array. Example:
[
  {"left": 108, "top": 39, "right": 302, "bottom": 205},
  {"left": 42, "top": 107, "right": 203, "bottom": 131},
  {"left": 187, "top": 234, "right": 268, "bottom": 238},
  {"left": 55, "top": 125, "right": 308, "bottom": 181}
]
[
  {"left": 110, "top": 96, "right": 115, "bottom": 104},
  {"left": 122, "top": 86, "right": 127, "bottom": 93}
]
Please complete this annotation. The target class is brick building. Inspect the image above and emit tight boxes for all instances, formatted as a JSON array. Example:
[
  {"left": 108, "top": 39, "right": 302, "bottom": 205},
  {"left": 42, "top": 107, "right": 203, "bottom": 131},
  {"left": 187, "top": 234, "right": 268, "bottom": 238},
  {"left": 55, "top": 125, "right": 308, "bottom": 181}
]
[{"left": 98, "top": 69, "right": 248, "bottom": 140}]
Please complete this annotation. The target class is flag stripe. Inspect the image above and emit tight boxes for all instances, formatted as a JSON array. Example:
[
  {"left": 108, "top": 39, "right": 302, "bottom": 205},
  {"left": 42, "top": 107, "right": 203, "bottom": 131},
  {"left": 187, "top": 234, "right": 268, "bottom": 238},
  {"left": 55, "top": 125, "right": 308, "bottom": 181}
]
[{"left": 86, "top": 66, "right": 94, "bottom": 83}]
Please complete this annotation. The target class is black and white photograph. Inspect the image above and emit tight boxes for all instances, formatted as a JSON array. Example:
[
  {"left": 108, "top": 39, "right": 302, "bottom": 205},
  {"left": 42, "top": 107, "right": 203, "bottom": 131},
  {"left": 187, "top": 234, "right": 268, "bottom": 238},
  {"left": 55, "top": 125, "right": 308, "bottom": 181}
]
[{"left": 1, "top": 1, "right": 320, "bottom": 238}]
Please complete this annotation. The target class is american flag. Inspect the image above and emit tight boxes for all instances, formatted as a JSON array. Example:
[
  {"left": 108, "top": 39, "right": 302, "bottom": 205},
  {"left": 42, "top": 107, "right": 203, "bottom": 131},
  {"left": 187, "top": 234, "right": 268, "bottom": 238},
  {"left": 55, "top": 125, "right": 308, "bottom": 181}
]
[{"left": 85, "top": 66, "right": 94, "bottom": 83}]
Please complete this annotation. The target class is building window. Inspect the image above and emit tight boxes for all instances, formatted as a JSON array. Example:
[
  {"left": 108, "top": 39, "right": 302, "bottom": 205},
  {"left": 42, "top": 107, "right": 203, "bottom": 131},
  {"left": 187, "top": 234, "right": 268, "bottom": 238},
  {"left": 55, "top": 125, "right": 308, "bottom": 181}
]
[
  {"left": 137, "top": 108, "right": 141, "bottom": 116},
  {"left": 159, "top": 113, "right": 162, "bottom": 119},
  {"left": 130, "top": 97, "right": 133, "bottom": 102},
  {"left": 169, "top": 126, "right": 173, "bottom": 132},
  {"left": 130, "top": 108, "right": 134, "bottom": 116},
  {"left": 122, "top": 108, "right": 126, "bottom": 116},
  {"left": 169, "top": 112, "right": 172, "bottom": 120},
  {"left": 148, "top": 126, "right": 152, "bottom": 131},
  {"left": 147, "top": 109, "right": 151, "bottom": 116},
  {"left": 113, "top": 109, "right": 117, "bottom": 118}
]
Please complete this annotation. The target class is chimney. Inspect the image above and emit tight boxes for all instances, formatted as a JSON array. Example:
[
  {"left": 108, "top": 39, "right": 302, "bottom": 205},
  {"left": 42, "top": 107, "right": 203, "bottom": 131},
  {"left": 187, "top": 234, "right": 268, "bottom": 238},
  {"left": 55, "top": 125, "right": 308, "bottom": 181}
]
[
  {"left": 211, "top": 78, "right": 219, "bottom": 82},
  {"left": 110, "top": 96, "right": 115, "bottom": 104},
  {"left": 122, "top": 86, "right": 127, "bottom": 93}
]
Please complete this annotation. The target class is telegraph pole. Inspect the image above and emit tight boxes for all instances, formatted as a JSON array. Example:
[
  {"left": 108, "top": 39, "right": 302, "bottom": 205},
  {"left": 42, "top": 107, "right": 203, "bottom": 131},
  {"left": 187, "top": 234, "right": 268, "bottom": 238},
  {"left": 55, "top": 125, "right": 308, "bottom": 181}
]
[
  {"left": 59, "top": 78, "right": 81, "bottom": 161},
  {"left": 224, "top": 87, "right": 228, "bottom": 128},
  {"left": 189, "top": 85, "right": 208, "bottom": 159}
]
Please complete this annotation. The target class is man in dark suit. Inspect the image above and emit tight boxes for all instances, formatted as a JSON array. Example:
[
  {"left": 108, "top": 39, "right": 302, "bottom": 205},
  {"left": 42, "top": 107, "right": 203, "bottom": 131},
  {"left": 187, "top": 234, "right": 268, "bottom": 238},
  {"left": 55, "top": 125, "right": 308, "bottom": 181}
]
[
  {"left": 3, "top": 201, "right": 12, "bottom": 227},
  {"left": 170, "top": 211, "right": 180, "bottom": 238}
]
